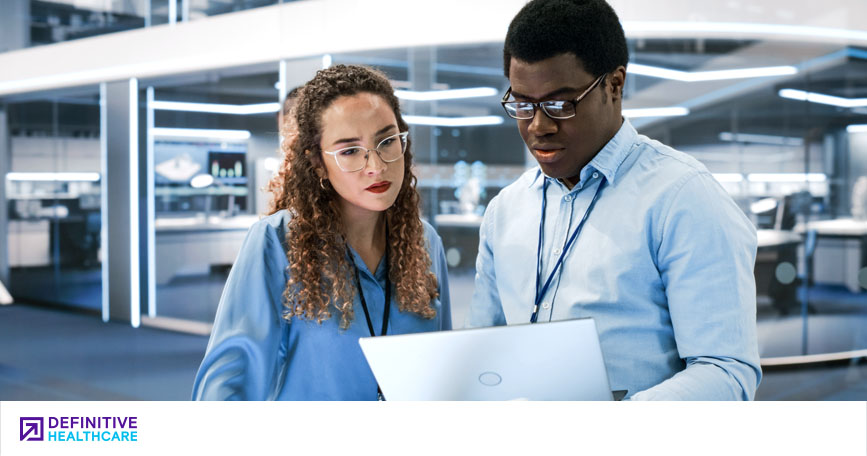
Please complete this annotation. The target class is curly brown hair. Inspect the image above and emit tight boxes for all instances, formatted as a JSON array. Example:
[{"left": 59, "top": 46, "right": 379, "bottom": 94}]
[{"left": 267, "top": 64, "right": 438, "bottom": 329}]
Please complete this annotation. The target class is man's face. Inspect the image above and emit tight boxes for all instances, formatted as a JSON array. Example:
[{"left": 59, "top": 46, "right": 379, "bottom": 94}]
[{"left": 508, "top": 53, "right": 624, "bottom": 187}]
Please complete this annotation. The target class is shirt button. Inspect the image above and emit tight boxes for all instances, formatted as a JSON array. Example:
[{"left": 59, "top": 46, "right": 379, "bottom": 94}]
[
  {"left": 564, "top": 195, "right": 573, "bottom": 202},
  {"left": 553, "top": 248, "right": 562, "bottom": 255},
  {"left": 542, "top": 302, "right": 551, "bottom": 309},
  {"left": 592, "top": 172, "right": 599, "bottom": 179}
]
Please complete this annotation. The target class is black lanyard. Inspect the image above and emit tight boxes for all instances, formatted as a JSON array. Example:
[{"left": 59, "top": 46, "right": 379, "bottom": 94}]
[
  {"left": 352, "top": 249, "right": 391, "bottom": 338},
  {"left": 531, "top": 175, "right": 607, "bottom": 323},
  {"left": 349, "top": 238, "right": 390, "bottom": 400}
]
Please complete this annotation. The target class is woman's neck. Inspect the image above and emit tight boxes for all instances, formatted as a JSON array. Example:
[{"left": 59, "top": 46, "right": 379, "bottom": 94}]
[{"left": 340, "top": 202, "right": 387, "bottom": 271}]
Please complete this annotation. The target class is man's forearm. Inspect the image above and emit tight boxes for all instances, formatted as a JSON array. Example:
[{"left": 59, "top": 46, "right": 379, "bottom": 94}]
[{"left": 629, "top": 358, "right": 758, "bottom": 401}]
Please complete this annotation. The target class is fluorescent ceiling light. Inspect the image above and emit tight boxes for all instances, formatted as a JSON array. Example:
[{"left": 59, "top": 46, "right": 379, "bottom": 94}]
[
  {"left": 848, "top": 125, "right": 867, "bottom": 133},
  {"left": 152, "top": 128, "right": 251, "bottom": 140},
  {"left": 719, "top": 132, "right": 804, "bottom": 147},
  {"left": 747, "top": 173, "right": 827, "bottom": 183},
  {"left": 622, "top": 107, "right": 689, "bottom": 118},
  {"left": 395, "top": 87, "right": 498, "bottom": 101},
  {"left": 778, "top": 88, "right": 867, "bottom": 108},
  {"left": 628, "top": 63, "right": 797, "bottom": 82},
  {"left": 403, "top": 115, "right": 504, "bottom": 127},
  {"left": 6, "top": 172, "right": 100, "bottom": 182},
  {"left": 151, "top": 100, "right": 280, "bottom": 115},
  {"left": 712, "top": 173, "right": 744, "bottom": 183},
  {"left": 623, "top": 21, "right": 867, "bottom": 43}
]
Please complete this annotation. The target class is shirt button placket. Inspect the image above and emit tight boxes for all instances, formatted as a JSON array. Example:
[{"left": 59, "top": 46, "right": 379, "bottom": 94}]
[{"left": 541, "top": 301, "right": 552, "bottom": 321}]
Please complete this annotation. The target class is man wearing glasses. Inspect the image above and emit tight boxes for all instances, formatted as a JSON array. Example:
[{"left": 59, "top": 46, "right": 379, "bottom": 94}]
[{"left": 467, "top": 0, "right": 761, "bottom": 400}]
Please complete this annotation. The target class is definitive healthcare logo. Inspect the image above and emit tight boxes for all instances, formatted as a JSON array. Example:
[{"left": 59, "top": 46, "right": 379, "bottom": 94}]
[{"left": 19, "top": 415, "right": 138, "bottom": 442}]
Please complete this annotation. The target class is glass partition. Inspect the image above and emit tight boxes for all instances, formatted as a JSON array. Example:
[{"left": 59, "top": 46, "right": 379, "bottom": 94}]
[
  {"left": 0, "top": 0, "right": 293, "bottom": 52},
  {"left": 339, "top": 40, "right": 867, "bottom": 362},
  {"left": 4, "top": 86, "right": 103, "bottom": 312},
  {"left": 4, "top": 35, "right": 864, "bottom": 363},
  {"left": 28, "top": 0, "right": 147, "bottom": 46},
  {"left": 142, "top": 63, "right": 281, "bottom": 324}
]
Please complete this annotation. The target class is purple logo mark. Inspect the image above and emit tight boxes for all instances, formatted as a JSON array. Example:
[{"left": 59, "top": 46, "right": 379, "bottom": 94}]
[{"left": 20, "top": 417, "right": 44, "bottom": 441}]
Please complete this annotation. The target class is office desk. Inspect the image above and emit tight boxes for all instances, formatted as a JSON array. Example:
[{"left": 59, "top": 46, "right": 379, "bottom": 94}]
[
  {"left": 757, "top": 229, "right": 802, "bottom": 250},
  {"left": 798, "top": 218, "right": 867, "bottom": 237},
  {"left": 155, "top": 214, "right": 258, "bottom": 285},
  {"left": 755, "top": 229, "right": 802, "bottom": 313},
  {"left": 796, "top": 218, "right": 867, "bottom": 292}
]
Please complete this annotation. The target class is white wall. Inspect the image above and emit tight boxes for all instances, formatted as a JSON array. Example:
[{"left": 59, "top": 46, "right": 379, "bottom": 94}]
[{"left": 10, "top": 137, "right": 100, "bottom": 172}]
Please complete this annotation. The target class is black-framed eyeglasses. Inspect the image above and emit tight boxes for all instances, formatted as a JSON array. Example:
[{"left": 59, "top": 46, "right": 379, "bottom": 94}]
[
  {"left": 501, "top": 73, "right": 607, "bottom": 120},
  {"left": 322, "top": 131, "right": 408, "bottom": 173}
]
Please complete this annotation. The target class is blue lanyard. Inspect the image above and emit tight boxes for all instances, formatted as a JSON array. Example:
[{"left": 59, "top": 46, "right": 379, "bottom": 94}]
[{"left": 531, "top": 175, "right": 607, "bottom": 323}]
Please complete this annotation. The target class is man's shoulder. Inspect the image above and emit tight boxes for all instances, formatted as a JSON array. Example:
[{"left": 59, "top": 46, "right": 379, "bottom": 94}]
[
  {"left": 633, "top": 135, "right": 710, "bottom": 181},
  {"left": 490, "top": 167, "right": 540, "bottom": 205}
]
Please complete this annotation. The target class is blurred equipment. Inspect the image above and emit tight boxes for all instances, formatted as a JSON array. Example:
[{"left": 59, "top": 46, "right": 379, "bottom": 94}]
[
  {"left": 155, "top": 153, "right": 201, "bottom": 181},
  {"left": 851, "top": 176, "right": 867, "bottom": 220},
  {"left": 0, "top": 280, "right": 12, "bottom": 305}
]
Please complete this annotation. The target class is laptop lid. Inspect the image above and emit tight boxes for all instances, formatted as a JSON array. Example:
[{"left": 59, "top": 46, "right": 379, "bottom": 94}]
[{"left": 359, "top": 318, "right": 613, "bottom": 401}]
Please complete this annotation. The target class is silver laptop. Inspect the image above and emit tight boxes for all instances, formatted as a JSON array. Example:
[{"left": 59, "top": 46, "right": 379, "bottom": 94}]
[{"left": 359, "top": 318, "right": 614, "bottom": 401}]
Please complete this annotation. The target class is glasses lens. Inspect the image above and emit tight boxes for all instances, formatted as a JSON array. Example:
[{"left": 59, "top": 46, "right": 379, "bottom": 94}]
[
  {"left": 504, "top": 102, "right": 535, "bottom": 119},
  {"left": 335, "top": 147, "right": 366, "bottom": 171},
  {"left": 541, "top": 101, "right": 575, "bottom": 119},
  {"left": 376, "top": 134, "right": 407, "bottom": 162}
]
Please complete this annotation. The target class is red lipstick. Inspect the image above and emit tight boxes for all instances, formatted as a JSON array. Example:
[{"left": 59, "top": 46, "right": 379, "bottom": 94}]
[{"left": 366, "top": 181, "right": 391, "bottom": 193}]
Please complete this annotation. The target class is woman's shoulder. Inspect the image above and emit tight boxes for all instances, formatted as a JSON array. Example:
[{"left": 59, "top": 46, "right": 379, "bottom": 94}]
[
  {"left": 420, "top": 217, "right": 439, "bottom": 239},
  {"left": 245, "top": 209, "right": 291, "bottom": 251},
  {"left": 419, "top": 218, "right": 443, "bottom": 251},
  {"left": 258, "top": 209, "right": 292, "bottom": 231}
]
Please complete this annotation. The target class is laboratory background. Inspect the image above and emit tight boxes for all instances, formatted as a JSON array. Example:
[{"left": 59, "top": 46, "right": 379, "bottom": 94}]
[{"left": 0, "top": 0, "right": 865, "bottom": 400}]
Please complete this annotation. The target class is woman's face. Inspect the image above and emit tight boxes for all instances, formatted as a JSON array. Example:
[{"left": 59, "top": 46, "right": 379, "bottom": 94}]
[{"left": 319, "top": 92, "right": 405, "bottom": 217}]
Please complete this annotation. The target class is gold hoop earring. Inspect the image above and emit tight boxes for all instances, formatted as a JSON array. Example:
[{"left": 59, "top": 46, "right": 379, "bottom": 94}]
[{"left": 319, "top": 178, "right": 328, "bottom": 190}]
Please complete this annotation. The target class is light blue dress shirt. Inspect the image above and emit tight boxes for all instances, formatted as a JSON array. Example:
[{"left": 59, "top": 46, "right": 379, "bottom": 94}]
[
  {"left": 192, "top": 209, "right": 451, "bottom": 400},
  {"left": 468, "top": 119, "right": 761, "bottom": 400}
]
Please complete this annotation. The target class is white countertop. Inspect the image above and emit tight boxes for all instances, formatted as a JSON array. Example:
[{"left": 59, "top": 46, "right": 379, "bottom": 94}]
[
  {"left": 796, "top": 218, "right": 867, "bottom": 237},
  {"left": 757, "top": 229, "right": 802, "bottom": 249},
  {"left": 434, "top": 213, "right": 484, "bottom": 228},
  {"left": 155, "top": 214, "right": 259, "bottom": 232}
]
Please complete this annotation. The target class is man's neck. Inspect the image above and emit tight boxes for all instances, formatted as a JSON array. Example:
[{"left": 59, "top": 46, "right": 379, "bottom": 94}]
[
  {"left": 560, "top": 175, "right": 580, "bottom": 190},
  {"left": 557, "top": 117, "right": 625, "bottom": 190}
]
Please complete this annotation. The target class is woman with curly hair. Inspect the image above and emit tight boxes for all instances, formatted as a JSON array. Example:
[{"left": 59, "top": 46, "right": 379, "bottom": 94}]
[{"left": 192, "top": 64, "right": 451, "bottom": 400}]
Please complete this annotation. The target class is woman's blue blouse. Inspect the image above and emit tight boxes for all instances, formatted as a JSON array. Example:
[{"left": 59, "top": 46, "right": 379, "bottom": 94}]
[{"left": 192, "top": 210, "right": 451, "bottom": 400}]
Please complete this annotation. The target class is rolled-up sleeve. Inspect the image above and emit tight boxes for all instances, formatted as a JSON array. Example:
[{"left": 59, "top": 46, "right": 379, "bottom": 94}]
[
  {"left": 633, "top": 173, "right": 761, "bottom": 400},
  {"left": 192, "top": 220, "right": 289, "bottom": 400}
]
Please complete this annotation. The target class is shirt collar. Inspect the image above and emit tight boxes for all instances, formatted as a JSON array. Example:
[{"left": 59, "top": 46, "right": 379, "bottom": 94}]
[{"left": 528, "top": 118, "right": 638, "bottom": 189}]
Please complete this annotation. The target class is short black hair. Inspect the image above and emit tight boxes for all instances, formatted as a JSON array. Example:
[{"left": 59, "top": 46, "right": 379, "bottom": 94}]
[{"left": 503, "top": 0, "right": 628, "bottom": 78}]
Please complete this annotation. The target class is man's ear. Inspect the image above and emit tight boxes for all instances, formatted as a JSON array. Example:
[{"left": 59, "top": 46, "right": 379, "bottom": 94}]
[{"left": 608, "top": 66, "right": 627, "bottom": 103}]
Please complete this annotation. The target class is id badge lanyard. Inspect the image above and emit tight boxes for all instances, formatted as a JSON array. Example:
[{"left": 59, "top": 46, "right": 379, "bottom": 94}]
[
  {"left": 531, "top": 175, "right": 607, "bottom": 323},
  {"left": 348, "top": 234, "right": 391, "bottom": 400}
]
